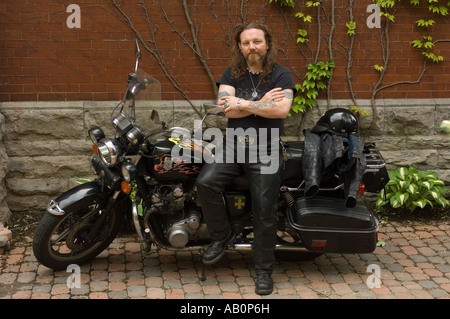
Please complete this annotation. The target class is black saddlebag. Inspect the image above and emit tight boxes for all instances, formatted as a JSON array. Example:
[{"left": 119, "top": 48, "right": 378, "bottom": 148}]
[
  {"left": 288, "top": 197, "right": 378, "bottom": 254},
  {"left": 280, "top": 141, "right": 304, "bottom": 187}
]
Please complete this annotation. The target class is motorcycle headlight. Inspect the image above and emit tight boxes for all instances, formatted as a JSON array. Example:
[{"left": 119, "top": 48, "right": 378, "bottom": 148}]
[
  {"left": 112, "top": 113, "right": 133, "bottom": 135},
  {"left": 126, "top": 126, "right": 144, "bottom": 145},
  {"left": 97, "top": 138, "right": 121, "bottom": 167},
  {"left": 88, "top": 126, "right": 105, "bottom": 143},
  {"left": 121, "top": 161, "right": 137, "bottom": 182}
]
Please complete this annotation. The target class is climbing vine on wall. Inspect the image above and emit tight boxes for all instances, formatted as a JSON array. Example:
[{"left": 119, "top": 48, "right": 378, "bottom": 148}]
[
  {"left": 271, "top": 0, "right": 450, "bottom": 136},
  {"left": 111, "top": 0, "right": 449, "bottom": 137}
]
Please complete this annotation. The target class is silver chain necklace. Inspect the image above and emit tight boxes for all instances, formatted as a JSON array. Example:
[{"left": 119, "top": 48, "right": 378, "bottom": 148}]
[{"left": 248, "top": 70, "right": 261, "bottom": 98}]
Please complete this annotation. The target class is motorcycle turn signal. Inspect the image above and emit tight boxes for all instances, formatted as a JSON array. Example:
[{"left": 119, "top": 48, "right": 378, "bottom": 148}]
[{"left": 121, "top": 180, "right": 132, "bottom": 194}]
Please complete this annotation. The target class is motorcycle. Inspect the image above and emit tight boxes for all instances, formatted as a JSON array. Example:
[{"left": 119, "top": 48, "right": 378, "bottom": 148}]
[{"left": 32, "top": 40, "right": 389, "bottom": 270}]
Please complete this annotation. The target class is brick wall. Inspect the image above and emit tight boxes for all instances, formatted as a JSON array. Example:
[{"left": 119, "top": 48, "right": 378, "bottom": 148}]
[
  {"left": 1, "top": 0, "right": 449, "bottom": 102},
  {"left": 1, "top": 1, "right": 450, "bottom": 217}
]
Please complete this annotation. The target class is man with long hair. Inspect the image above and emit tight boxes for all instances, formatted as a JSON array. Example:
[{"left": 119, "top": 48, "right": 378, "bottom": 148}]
[{"left": 196, "top": 21, "right": 295, "bottom": 295}]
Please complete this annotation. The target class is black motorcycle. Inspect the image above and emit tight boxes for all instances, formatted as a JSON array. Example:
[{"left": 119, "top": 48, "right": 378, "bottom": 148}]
[{"left": 33, "top": 41, "right": 389, "bottom": 270}]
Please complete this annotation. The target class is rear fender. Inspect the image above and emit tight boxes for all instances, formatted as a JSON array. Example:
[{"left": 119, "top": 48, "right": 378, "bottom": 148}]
[{"left": 47, "top": 181, "right": 109, "bottom": 216}]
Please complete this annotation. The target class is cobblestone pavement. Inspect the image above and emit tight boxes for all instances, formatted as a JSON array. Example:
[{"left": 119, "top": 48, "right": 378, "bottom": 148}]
[{"left": 0, "top": 220, "right": 449, "bottom": 300}]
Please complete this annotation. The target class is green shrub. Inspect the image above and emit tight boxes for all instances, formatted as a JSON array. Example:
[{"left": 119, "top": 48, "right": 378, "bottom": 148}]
[{"left": 376, "top": 166, "right": 449, "bottom": 213}]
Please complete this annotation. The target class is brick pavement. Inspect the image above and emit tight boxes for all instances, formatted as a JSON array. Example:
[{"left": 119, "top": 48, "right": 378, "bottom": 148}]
[{"left": 0, "top": 220, "right": 449, "bottom": 300}]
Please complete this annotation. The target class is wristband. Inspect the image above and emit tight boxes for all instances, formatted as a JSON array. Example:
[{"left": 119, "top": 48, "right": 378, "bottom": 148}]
[{"left": 236, "top": 98, "right": 242, "bottom": 112}]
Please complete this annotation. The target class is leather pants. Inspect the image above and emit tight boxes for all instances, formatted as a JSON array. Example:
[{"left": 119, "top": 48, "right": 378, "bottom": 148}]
[
  {"left": 343, "top": 135, "right": 367, "bottom": 207},
  {"left": 196, "top": 138, "right": 282, "bottom": 274},
  {"left": 302, "top": 129, "right": 323, "bottom": 197}
]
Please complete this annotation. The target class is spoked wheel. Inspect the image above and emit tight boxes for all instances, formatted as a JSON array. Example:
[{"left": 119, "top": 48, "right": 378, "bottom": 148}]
[{"left": 33, "top": 198, "right": 128, "bottom": 270}]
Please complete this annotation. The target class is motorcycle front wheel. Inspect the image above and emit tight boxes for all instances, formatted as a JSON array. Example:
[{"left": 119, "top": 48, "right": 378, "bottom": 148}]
[{"left": 33, "top": 198, "right": 128, "bottom": 270}]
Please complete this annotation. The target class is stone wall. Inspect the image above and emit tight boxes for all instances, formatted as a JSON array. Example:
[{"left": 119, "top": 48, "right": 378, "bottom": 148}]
[
  {"left": 0, "top": 98, "right": 449, "bottom": 218},
  {"left": 0, "top": 113, "right": 11, "bottom": 221}
]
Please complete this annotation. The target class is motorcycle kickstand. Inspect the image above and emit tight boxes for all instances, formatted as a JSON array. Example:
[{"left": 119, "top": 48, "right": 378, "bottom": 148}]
[
  {"left": 200, "top": 263, "right": 207, "bottom": 282},
  {"left": 197, "top": 248, "right": 207, "bottom": 281}
]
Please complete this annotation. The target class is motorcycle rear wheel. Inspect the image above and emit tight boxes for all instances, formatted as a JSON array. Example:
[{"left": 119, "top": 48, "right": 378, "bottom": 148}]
[{"left": 33, "top": 199, "right": 128, "bottom": 270}]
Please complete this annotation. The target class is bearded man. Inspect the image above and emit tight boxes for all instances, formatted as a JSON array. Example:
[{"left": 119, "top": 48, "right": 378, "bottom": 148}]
[{"left": 196, "top": 21, "right": 295, "bottom": 295}]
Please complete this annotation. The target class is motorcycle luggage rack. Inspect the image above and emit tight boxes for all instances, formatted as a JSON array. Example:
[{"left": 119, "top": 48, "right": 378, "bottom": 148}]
[{"left": 364, "top": 142, "right": 386, "bottom": 172}]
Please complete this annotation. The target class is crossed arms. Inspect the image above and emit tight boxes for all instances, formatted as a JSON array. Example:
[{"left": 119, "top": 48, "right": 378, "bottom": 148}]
[{"left": 217, "top": 84, "right": 294, "bottom": 119}]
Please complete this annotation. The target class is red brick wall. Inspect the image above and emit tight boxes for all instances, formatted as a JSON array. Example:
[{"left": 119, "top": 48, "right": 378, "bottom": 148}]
[{"left": 1, "top": 0, "right": 449, "bottom": 102}]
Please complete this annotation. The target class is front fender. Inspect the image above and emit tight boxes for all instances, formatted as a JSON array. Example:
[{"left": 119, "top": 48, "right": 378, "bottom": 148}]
[{"left": 47, "top": 181, "right": 109, "bottom": 216}]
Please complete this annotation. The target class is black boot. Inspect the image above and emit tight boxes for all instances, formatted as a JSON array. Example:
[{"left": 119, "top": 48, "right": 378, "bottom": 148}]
[
  {"left": 255, "top": 273, "right": 274, "bottom": 295},
  {"left": 344, "top": 135, "right": 367, "bottom": 208},
  {"left": 203, "top": 230, "right": 235, "bottom": 265},
  {"left": 302, "top": 129, "right": 323, "bottom": 198}
]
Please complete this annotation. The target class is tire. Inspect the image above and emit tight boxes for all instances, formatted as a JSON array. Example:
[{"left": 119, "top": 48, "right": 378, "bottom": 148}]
[{"left": 33, "top": 198, "right": 128, "bottom": 270}]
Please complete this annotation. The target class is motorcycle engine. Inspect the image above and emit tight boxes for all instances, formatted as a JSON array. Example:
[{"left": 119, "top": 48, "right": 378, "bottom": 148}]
[{"left": 150, "top": 183, "right": 208, "bottom": 248}]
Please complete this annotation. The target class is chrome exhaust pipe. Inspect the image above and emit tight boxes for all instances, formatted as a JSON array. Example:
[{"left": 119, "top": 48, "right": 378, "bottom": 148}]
[
  {"left": 141, "top": 241, "right": 309, "bottom": 253},
  {"left": 131, "top": 201, "right": 151, "bottom": 251},
  {"left": 136, "top": 215, "right": 309, "bottom": 253},
  {"left": 229, "top": 243, "right": 310, "bottom": 253},
  {"left": 162, "top": 243, "right": 310, "bottom": 252}
]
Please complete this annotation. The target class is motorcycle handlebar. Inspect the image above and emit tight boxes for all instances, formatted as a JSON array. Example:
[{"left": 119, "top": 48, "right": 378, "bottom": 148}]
[{"left": 127, "top": 78, "right": 152, "bottom": 97}]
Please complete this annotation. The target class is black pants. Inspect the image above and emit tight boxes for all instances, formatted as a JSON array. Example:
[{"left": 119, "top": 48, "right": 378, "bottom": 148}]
[{"left": 196, "top": 138, "right": 282, "bottom": 274}]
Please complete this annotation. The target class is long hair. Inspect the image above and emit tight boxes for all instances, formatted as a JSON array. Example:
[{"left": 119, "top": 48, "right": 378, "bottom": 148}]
[{"left": 231, "top": 21, "right": 277, "bottom": 83}]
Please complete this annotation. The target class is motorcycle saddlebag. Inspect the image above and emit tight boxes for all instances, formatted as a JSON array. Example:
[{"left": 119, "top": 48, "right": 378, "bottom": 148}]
[
  {"left": 280, "top": 141, "right": 304, "bottom": 187},
  {"left": 288, "top": 197, "right": 378, "bottom": 254}
]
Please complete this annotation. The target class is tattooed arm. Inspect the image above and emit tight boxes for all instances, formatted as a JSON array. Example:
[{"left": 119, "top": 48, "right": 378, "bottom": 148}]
[
  {"left": 218, "top": 84, "right": 294, "bottom": 119},
  {"left": 228, "top": 88, "right": 294, "bottom": 119},
  {"left": 217, "top": 84, "right": 252, "bottom": 118}
]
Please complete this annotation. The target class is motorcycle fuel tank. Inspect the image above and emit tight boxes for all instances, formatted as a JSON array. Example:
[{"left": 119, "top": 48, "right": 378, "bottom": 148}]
[{"left": 151, "top": 139, "right": 203, "bottom": 180}]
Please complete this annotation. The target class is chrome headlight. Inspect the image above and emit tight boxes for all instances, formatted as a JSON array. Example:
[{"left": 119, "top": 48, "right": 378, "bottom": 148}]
[
  {"left": 88, "top": 126, "right": 105, "bottom": 143},
  {"left": 97, "top": 138, "right": 121, "bottom": 167},
  {"left": 126, "top": 126, "right": 145, "bottom": 145},
  {"left": 112, "top": 113, "right": 133, "bottom": 135},
  {"left": 121, "top": 161, "right": 137, "bottom": 182}
]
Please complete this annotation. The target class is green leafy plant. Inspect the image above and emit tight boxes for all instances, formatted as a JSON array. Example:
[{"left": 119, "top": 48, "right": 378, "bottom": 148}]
[
  {"left": 350, "top": 105, "right": 370, "bottom": 116},
  {"left": 376, "top": 166, "right": 449, "bottom": 213},
  {"left": 296, "top": 28, "right": 309, "bottom": 44},
  {"left": 268, "top": 0, "right": 295, "bottom": 7},
  {"left": 441, "top": 120, "right": 450, "bottom": 134},
  {"left": 75, "top": 178, "right": 93, "bottom": 184},
  {"left": 411, "top": 36, "right": 444, "bottom": 62},
  {"left": 373, "top": 64, "right": 384, "bottom": 72},
  {"left": 346, "top": 21, "right": 356, "bottom": 36},
  {"left": 410, "top": 0, "right": 447, "bottom": 63},
  {"left": 306, "top": 1, "right": 321, "bottom": 7},
  {"left": 291, "top": 59, "right": 335, "bottom": 114},
  {"left": 130, "top": 184, "right": 143, "bottom": 216}
]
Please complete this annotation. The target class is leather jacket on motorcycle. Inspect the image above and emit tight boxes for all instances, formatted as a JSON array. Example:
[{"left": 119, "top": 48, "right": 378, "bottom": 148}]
[{"left": 302, "top": 128, "right": 367, "bottom": 208}]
